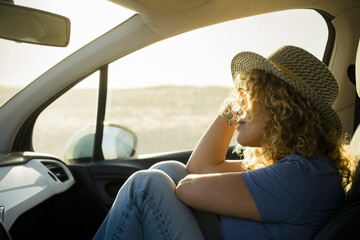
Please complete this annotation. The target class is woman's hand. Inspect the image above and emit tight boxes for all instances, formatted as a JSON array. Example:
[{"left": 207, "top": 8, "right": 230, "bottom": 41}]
[{"left": 219, "top": 98, "right": 238, "bottom": 126}]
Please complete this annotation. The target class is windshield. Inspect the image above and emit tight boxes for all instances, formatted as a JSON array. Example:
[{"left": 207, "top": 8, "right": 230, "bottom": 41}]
[{"left": 0, "top": 0, "right": 134, "bottom": 106}]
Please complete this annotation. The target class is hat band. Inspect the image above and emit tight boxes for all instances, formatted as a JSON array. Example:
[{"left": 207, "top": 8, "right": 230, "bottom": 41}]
[{"left": 270, "top": 60, "right": 315, "bottom": 93}]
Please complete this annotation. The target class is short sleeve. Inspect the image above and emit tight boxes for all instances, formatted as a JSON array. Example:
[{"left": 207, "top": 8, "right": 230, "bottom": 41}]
[{"left": 241, "top": 155, "right": 317, "bottom": 223}]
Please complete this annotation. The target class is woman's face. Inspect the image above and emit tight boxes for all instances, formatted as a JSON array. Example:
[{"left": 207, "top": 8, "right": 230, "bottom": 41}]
[{"left": 235, "top": 91, "right": 270, "bottom": 147}]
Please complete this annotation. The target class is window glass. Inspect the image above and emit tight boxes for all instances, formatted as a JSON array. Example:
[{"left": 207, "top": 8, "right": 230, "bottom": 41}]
[
  {"left": 33, "top": 72, "right": 99, "bottom": 163},
  {"left": 32, "top": 9, "right": 328, "bottom": 161},
  {"left": 105, "top": 9, "right": 328, "bottom": 157}
]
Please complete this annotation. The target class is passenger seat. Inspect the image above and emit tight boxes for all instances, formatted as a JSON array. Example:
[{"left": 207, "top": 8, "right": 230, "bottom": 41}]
[{"left": 311, "top": 39, "right": 360, "bottom": 240}]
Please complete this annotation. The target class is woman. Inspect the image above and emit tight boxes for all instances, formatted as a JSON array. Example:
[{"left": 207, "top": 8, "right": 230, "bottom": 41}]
[{"left": 93, "top": 46, "right": 356, "bottom": 240}]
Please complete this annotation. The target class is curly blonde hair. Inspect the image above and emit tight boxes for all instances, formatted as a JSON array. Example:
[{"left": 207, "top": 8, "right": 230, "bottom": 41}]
[{"left": 232, "top": 69, "right": 356, "bottom": 188}]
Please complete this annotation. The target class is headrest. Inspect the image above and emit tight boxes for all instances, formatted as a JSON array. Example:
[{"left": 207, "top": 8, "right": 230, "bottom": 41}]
[{"left": 356, "top": 38, "right": 360, "bottom": 97}]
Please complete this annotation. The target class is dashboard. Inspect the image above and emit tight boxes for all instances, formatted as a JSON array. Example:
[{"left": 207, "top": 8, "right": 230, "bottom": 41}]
[{"left": 0, "top": 152, "right": 75, "bottom": 231}]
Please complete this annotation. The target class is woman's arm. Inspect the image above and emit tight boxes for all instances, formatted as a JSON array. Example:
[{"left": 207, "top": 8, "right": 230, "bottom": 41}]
[
  {"left": 176, "top": 172, "right": 261, "bottom": 221},
  {"left": 186, "top": 115, "right": 244, "bottom": 174}
]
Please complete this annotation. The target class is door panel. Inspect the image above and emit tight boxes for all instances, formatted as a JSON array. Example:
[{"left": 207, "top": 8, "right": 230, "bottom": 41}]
[{"left": 83, "top": 147, "right": 238, "bottom": 209}]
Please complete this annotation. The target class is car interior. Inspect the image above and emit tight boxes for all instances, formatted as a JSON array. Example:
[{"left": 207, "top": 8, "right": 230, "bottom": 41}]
[{"left": 0, "top": 0, "right": 360, "bottom": 239}]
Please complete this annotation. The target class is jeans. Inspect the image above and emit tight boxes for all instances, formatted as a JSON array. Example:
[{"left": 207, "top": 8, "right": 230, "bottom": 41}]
[{"left": 93, "top": 161, "right": 205, "bottom": 240}]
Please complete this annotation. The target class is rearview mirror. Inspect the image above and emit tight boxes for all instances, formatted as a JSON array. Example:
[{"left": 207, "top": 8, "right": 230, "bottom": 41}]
[{"left": 0, "top": 3, "right": 70, "bottom": 47}]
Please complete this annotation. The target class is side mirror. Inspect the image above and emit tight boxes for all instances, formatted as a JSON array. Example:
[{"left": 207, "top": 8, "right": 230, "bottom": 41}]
[
  {"left": 0, "top": 2, "right": 70, "bottom": 47},
  {"left": 65, "top": 124, "right": 137, "bottom": 162}
]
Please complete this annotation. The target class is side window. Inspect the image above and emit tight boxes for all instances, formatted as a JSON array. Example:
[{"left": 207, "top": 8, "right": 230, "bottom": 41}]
[
  {"left": 105, "top": 9, "right": 328, "bottom": 157},
  {"left": 105, "top": 85, "right": 231, "bottom": 156},
  {"left": 33, "top": 71, "right": 99, "bottom": 163},
  {"left": 32, "top": 9, "right": 329, "bottom": 161}
]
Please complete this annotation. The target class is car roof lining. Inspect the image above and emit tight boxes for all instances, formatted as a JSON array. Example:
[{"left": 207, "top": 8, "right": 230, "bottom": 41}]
[
  {"left": 109, "top": 0, "right": 360, "bottom": 39},
  {"left": 130, "top": 0, "right": 208, "bottom": 16}
]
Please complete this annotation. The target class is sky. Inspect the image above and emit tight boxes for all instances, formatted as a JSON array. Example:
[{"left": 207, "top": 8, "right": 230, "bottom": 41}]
[
  {"left": 0, "top": 0, "right": 134, "bottom": 87},
  {"left": 0, "top": 0, "right": 328, "bottom": 90}
]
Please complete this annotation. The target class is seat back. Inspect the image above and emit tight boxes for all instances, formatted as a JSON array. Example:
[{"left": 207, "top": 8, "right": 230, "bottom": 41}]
[
  {"left": 311, "top": 39, "right": 360, "bottom": 240},
  {"left": 346, "top": 126, "right": 360, "bottom": 199}
]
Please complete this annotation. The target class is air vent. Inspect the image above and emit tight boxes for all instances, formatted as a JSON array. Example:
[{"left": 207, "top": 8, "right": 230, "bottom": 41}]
[{"left": 41, "top": 161, "right": 69, "bottom": 182}]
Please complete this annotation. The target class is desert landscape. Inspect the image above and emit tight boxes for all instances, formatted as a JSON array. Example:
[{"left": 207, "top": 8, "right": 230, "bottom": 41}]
[{"left": 1, "top": 86, "right": 237, "bottom": 163}]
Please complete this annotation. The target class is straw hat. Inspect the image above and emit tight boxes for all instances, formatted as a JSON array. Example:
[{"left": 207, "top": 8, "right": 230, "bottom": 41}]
[{"left": 231, "top": 45, "right": 342, "bottom": 134}]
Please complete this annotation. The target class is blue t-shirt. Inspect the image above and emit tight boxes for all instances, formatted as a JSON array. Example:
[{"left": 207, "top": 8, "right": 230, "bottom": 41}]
[{"left": 220, "top": 154, "right": 344, "bottom": 240}]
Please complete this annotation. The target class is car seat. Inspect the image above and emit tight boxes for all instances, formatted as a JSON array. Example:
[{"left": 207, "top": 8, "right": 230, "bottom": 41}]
[{"left": 311, "top": 40, "right": 360, "bottom": 240}]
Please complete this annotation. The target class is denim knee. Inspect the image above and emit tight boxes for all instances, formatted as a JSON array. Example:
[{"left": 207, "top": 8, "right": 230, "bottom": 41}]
[
  {"left": 127, "top": 169, "right": 175, "bottom": 195},
  {"left": 150, "top": 160, "right": 188, "bottom": 185},
  {"left": 115, "top": 169, "right": 205, "bottom": 240}
]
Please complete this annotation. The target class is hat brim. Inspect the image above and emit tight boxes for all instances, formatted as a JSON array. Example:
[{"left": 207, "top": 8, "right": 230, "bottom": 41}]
[{"left": 231, "top": 51, "right": 342, "bottom": 134}]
